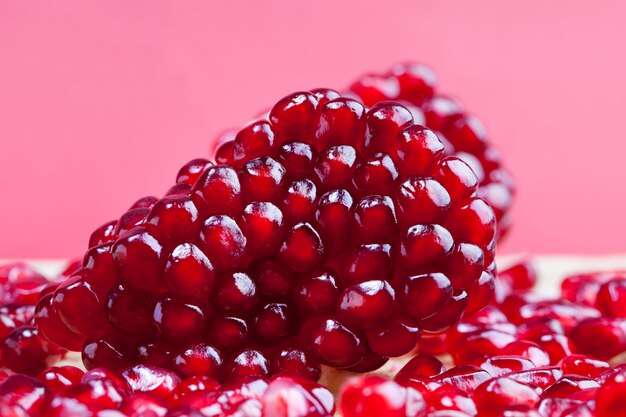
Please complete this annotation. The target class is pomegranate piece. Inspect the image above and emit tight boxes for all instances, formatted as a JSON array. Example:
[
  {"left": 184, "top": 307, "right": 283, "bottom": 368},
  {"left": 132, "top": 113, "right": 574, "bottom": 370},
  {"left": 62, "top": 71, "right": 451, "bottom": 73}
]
[{"left": 42, "top": 90, "right": 498, "bottom": 381}]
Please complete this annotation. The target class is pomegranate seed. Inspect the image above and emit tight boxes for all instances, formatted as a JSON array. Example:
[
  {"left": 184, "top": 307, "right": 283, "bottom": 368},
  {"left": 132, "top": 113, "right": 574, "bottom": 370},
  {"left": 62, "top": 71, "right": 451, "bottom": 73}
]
[
  {"left": 169, "top": 375, "right": 220, "bottom": 406},
  {"left": 34, "top": 293, "right": 86, "bottom": 351},
  {"left": 596, "top": 367, "right": 626, "bottom": 417},
  {"left": 507, "top": 367, "right": 564, "bottom": 390},
  {"left": 0, "top": 375, "right": 48, "bottom": 415},
  {"left": 473, "top": 377, "right": 540, "bottom": 411},
  {"left": 570, "top": 317, "right": 626, "bottom": 360},
  {"left": 223, "top": 349, "right": 270, "bottom": 380},
  {"left": 120, "top": 393, "right": 168, "bottom": 417},
  {"left": 1, "top": 326, "right": 59, "bottom": 375},
  {"left": 559, "top": 354, "right": 610, "bottom": 378},
  {"left": 395, "top": 354, "right": 445, "bottom": 383},
  {"left": 37, "top": 366, "right": 84, "bottom": 394},
  {"left": 498, "top": 260, "right": 537, "bottom": 292},
  {"left": 172, "top": 343, "right": 223, "bottom": 379},
  {"left": 339, "top": 375, "right": 414, "bottom": 417},
  {"left": 270, "top": 348, "right": 321, "bottom": 381},
  {"left": 261, "top": 376, "right": 334, "bottom": 417},
  {"left": 122, "top": 365, "right": 181, "bottom": 397},
  {"left": 434, "top": 365, "right": 491, "bottom": 393},
  {"left": 300, "top": 317, "right": 365, "bottom": 368},
  {"left": 471, "top": 356, "right": 536, "bottom": 377}
]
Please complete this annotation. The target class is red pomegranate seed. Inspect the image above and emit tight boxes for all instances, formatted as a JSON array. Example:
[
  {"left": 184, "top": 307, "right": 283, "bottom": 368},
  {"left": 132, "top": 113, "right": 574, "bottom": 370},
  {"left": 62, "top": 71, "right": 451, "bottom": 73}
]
[
  {"left": 596, "top": 367, "right": 626, "bottom": 417},
  {"left": 300, "top": 317, "right": 365, "bottom": 368},
  {"left": 120, "top": 393, "right": 168, "bottom": 417},
  {"left": 473, "top": 377, "right": 540, "bottom": 410},
  {"left": 37, "top": 366, "right": 83, "bottom": 394},
  {"left": 507, "top": 367, "right": 564, "bottom": 390},
  {"left": 501, "top": 340, "right": 551, "bottom": 367},
  {"left": 169, "top": 375, "right": 220, "bottom": 406},
  {"left": 172, "top": 342, "right": 223, "bottom": 379},
  {"left": 471, "top": 356, "right": 536, "bottom": 377},
  {"left": 395, "top": 354, "right": 445, "bottom": 383},
  {"left": 434, "top": 365, "right": 491, "bottom": 393},
  {"left": 451, "top": 329, "right": 518, "bottom": 364},
  {"left": 34, "top": 293, "right": 86, "bottom": 351},
  {"left": 1, "top": 326, "right": 60, "bottom": 375},
  {"left": 498, "top": 260, "right": 537, "bottom": 292},
  {"left": 261, "top": 376, "right": 335, "bottom": 417},
  {"left": 270, "top": 348, "right": 321, "bottom": 381},
  {"left": 223, "top": 349, "right": 270, "bottom": 380},
  {"left": 366, "top": 314, "right": 421, "bottom": 357},
  {"left": 570, "top": 317, "right": 626, "bottom": 361},
  {"left": 121, "top": 365, "right": 181, "bottom": 397},
  {"left": 559, "top": 354, "right": 610, "bottom": 378},
  {"left": 542, "top": 375, "right": 600, "bottom": 399},
  {"left": 339, "top": 375, "right": 414, "bottom": 417},
  {"left": 0, "top": 375, "right": 48, "bottom": 415}
]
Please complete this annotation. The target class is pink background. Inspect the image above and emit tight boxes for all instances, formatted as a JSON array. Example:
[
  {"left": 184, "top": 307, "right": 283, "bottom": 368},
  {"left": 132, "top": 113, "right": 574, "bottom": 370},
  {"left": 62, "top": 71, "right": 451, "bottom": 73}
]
[{"left": 1, "top": 1, "right": 625, "bottom": 258}]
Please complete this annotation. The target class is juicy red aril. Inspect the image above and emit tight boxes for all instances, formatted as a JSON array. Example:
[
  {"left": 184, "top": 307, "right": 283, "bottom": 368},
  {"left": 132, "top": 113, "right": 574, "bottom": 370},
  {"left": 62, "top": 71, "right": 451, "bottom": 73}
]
[
  {"left": 595, "top": 278, "right": 626, "bottom": 317},
  {"left": 34, "top": 294, "right": 86, "bottom": 351},
  {"left": 366, "top": 314, "right": 421, "bottom": 357},
  {"left": 559, "top": 354, "right": 610, "bottom": 378},
  {"left": 106, "top": 284, "right": 154, "bottom": 337},
  {"left": 213, "top": 271, "right": 258, "bottom": 316},
  {"left": 339, "top": 375, "right": 414, "bottom": 417},
  {"left": 153, "top": 297, "right": 207, "bottom": 339},
  {"left": 176, "top": 158, "right": 213, "bottom": 186},
  {"left": 121, "top": 364, "right": 181, "bottom": 397},
  {"left": 433, "top": 365, "right": 491, "bottom": 393},
  {"left": 473, "top": 377, "right": 540, "bottom": 410},
  {"left": 395, "top": 354, "right": 445, "bottom": 383},
  {"left": 570, "top": 317, "right": 626, "bottom": 360},
  {"left": 120, "top": 393, "right": 168, "bottom": 417},
  {"left": 168, "top": 375, "right": 220, "bottom": 406},
  {"left": 45, "top": 89, "right": 496, "bottom": 381},
  {"left": 498, "top": 260, "right": 537, "bottom": 292},
  {"left": 0, "top": 375, "right": 49, "bottom": 415},
  {"left": 164, "top": 243, "right": 215, "bottom": 300},
  {"left": 37, "top": 366, "right": 84, "bottom": 394},
  {"left": 270, "top": 348, "right": 321, "bottom": 381},
  {"left": 223, "top": 349, "right": 269, "bottom": 380},
  {"left": 1, "top": 326, "right": 59, "bottom": 375},
  {"left": 301, "top": 317, "right": 365, "bottom": 368},
  {"left": 338, "top": 280, "right": 396, "bottom": 329},
  {"left": 261, "top": 376, "right": 335, "bottom": 417},
  {"left": 596, "top": 368, "right": 626, "bottom": 417},
  {"left": 172, "top": 342, "right": 223, "bottom": 379}
]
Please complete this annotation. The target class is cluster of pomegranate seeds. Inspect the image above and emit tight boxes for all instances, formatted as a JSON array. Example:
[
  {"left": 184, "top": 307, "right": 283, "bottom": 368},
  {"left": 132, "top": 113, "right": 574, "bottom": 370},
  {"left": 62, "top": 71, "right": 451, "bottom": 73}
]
[
  {"left": 348, "top": 63, "right": 515, "bottom": 240},
  {"left": 0, "top": 262, "right": 80, "bottom": 376},
  {"left": 37, "top": 88, "right": 498, "bottom": 382},
  {"left": 330, "top": 261, "right": 626, "bottom": 417},
  {"left": 0, "top": 365, "right": 334, "bottom": 417}
]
